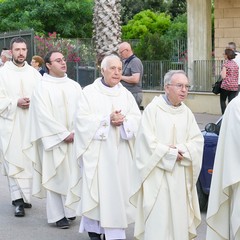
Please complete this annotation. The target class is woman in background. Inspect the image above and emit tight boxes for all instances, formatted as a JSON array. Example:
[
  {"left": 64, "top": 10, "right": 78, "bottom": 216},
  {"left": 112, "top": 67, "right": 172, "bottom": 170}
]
[
  {"left": 220, "top": 48, "right": 239, "bottom": 114},
  {"left": 31, "top": 55, "right": 45, "bottom": 75}
]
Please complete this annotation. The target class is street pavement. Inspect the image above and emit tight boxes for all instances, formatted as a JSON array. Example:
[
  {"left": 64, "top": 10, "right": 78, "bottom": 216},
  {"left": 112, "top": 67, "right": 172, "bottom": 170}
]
[{"left": 0, "top": 113, "right": 221, "bottom": 240}]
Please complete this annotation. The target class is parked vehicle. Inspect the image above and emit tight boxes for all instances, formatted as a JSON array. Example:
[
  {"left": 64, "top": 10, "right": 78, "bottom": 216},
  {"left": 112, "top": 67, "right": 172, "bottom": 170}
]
[{"left": 197, "top": 117, "right": 222, "bottom": 211}]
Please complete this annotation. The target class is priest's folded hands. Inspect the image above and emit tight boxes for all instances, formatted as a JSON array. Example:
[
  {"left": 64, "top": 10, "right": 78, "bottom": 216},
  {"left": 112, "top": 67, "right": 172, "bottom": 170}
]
[
  {"left": 17, "top": 97, "right": 30, "bottom": 109},
  {"left": 110, "top": 110, "right": 125, "bottom": 126},
  {"left": 64, "top": 132, "right": 74, "bottom": 143},
  {"left": 169, "top": 145, "right": 184, "bottom": 161}
]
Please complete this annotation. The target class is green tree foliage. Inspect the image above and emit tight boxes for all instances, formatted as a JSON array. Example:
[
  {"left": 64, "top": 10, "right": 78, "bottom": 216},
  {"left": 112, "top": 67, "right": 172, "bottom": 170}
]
[
  {"left": 121, "top": 0, "right": 145, "bottom": 25},
  {"left": 122, "top": 10, "right": 171, "bottom": 39},
  {"left": 164, "top": 13, "right": 187, "bottom": 40},
  {"left": 135, "top": 33, "right": 172, "bottom": 60},
  {"left": 0, "top": 0, "right": 189, "bottom": 61},
  {"left": 122, "top": 10, "right": 187, "bottom": 60},
  {"left": 0, "top": 0, "right": 93, "bottom": 38},
  {"left": 121, "top": 0, "right": 167, "bottom": 25},
  {"left": 168, "top": 0, "right": 187, "bottom": 19}
]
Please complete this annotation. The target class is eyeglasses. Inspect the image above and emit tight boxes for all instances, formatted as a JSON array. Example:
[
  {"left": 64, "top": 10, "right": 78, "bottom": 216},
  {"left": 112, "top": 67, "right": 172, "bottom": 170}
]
[
  {"left": 167, "top": 83, "right": 191, "bottom": 90},
  {"left": 119, "top": 49, "right": 128, "bottom": 54},
  {"left": 50, "top": 57, "right": 66, "bottom": 64}
]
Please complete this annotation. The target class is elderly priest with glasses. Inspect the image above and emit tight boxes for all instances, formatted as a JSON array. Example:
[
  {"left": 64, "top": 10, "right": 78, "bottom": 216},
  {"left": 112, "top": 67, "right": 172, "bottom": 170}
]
[{"left": 131, "top": 70, "right": 204, "bottom": 240}]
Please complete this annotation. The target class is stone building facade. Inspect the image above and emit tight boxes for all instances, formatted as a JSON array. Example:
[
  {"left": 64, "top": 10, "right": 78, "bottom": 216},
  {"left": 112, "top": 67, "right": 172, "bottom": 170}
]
[
  {"left": 187, "top": 0, "right": 240, "bottom": 80},
  {"left": 214, "top": 0, "right": 240, "bottom": 59}
]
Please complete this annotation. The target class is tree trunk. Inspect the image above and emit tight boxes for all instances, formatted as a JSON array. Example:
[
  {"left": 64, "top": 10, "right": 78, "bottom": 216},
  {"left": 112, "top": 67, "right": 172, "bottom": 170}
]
[{"left": 93, "top": 0, "right": 122, "bottom": 65}]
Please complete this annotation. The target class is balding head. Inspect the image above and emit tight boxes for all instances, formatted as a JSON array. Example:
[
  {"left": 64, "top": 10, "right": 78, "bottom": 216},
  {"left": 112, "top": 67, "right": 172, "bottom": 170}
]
[{"left": 118, "top": 42, "right": 133, "bottom": 59}]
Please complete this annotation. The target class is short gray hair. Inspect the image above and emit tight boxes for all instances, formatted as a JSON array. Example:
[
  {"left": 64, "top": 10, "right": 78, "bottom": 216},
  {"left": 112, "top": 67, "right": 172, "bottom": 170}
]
[
  {"left": 101, "top": 54, "right": 120, "bottom": 70},
  {"left": 1, "top": 50, "right": 12, "bottom": 59},
  {"left": 164, "top": 70, "right": 187, "bottom": 86}
]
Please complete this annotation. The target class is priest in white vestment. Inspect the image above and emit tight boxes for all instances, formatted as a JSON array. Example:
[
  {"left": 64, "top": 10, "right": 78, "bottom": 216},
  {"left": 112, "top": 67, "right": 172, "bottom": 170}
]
[
  {"left": 66, "top": 54, "right": 141, "bottom": 240},
  {"left": 0, "top": 37, "right": 42, "bottom": 217},
  {"left": 23, "top": 50, "right": 83, "bottom": 229},
  {"left": 206, "top": 94, "right": 240, "bottom": 240},
  {"left": 131, "top": 70, "right": 204, "bottom": 240}
]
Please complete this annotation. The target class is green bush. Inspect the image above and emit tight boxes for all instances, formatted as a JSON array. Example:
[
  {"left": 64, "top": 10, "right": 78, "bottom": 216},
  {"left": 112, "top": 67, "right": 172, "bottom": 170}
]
[
  {"left": 122, "top": 10, "right": 171, "bottom": 39},
  {"left": 135, "top": 33, "right": 172, "bottom": 60}
]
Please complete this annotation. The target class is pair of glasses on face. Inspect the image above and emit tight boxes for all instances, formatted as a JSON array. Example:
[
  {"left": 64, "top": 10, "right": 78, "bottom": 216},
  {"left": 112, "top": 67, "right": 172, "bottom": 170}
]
[
  {"left": 167, "top": 83, "right": 191, "bottom": 90},
  {"left": 119, "top": 49, "right": 128, "bottom": 54},
  {"left": 50, "top": 57, "right": 66, "bottom": 64}
]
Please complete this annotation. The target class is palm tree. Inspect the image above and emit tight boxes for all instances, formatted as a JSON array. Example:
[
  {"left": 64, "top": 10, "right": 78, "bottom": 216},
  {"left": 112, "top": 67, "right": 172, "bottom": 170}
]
[{"left": 93, "top": 0, "right": 122, "bottom": 65}]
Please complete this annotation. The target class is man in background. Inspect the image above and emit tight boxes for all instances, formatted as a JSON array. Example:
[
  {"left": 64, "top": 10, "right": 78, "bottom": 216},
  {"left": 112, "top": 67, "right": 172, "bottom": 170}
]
[
  {"left": 0, "top": 47, "right": 12, "bottom": 67},
  {"left": 0, "top": 49, "right": 12, "bottom": 67},
  {"left": 118, "top": 42, "right": 143, "bottom": 108}
]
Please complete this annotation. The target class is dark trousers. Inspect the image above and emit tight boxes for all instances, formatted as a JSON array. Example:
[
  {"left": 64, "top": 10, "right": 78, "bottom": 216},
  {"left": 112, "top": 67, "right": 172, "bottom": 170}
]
[
  {"left": 220, "top": 89, "right": 238, "bottom": 114},
  {"left": 132, "top": 92, "right": 143, "bottom": 108},
  {"left": 88, "top": 232, "right": 105, "bottom": 240}
]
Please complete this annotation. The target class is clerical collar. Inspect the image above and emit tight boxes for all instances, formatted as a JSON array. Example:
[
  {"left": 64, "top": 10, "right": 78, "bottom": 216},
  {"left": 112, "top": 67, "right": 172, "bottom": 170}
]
[
  {"left": 101, "top": 77, "right": 111, "bottom": 87},
  {"left": 163, "top": 94, "right": 181, "bottom": 107},
  {"left": 12, "top": 60, "right": 25, "bottom": 67}
]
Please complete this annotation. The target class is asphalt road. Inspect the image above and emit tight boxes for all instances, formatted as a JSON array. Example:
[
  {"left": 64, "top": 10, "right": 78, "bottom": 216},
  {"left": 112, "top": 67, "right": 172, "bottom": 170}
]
[
  {"left": 0, "top": 172, "right": 208, "bottom": 240},
  {"left": 0, "top": 113, "right": 220, "bottom": 240}
]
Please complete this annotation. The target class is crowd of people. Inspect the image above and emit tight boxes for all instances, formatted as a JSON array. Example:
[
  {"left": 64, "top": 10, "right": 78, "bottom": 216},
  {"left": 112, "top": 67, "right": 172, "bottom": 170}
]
[{"left": 0, "top": 36, "right": 239, "bottom": 240}]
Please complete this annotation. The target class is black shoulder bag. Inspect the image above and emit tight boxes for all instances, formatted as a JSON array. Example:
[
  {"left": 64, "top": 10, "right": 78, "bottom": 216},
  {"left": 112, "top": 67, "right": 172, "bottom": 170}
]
[{"left": 212, "top": 76, "right": 222, "bottom": 95}]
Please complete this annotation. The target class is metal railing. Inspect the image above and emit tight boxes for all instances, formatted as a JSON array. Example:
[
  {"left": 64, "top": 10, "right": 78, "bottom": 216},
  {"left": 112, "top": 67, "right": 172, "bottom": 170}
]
[
  {"left": 142, "top": 61, "right": 187, "bottom": 90},
  {"left": 192, "top": 60, "right": 223, "bottom": 92},
  {"left": 142, "top": 60, "right": 223, "bottom": 92},
  {"left": 73, "top": 60, "right": 224, "bottom": 92}
]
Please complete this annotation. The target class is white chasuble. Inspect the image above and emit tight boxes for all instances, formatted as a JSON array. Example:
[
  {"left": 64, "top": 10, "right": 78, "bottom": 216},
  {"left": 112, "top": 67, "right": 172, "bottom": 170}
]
[
  {"left": 131, "top": 95, "right": 204, "bottom": 240},
  {"left": 23, "top": 74, "right": 83, "bottom": 198},
  {"left": 207, "top": 94, "right": 240, "bottom": 240},
  {"left": 66, "top": 78, "right": 141, "bottom": 229},
  {"left": 0, "top": 61, "right": 41, "bottom": 181}
]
